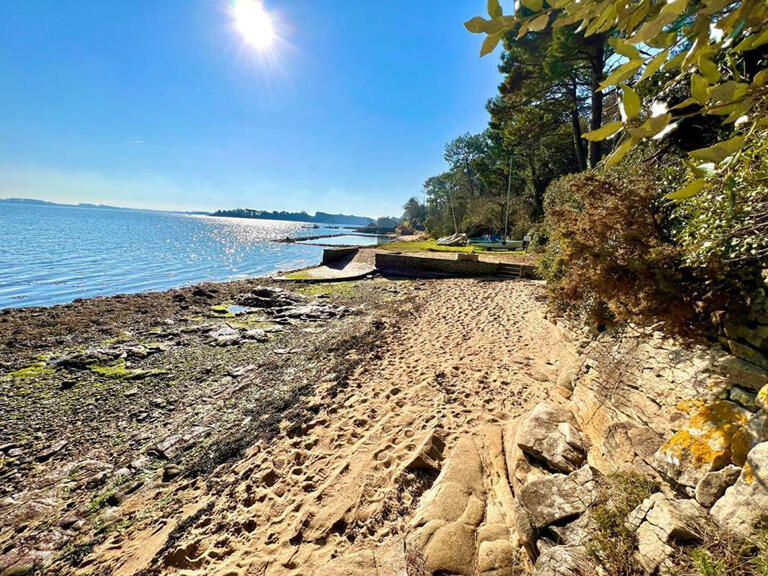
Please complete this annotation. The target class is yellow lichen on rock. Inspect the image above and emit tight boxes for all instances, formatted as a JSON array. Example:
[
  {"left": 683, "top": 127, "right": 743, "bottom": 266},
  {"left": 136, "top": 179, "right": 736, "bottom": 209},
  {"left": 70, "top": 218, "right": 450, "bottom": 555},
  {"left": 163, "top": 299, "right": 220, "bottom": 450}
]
[
  {"left": 654, "top": 401, "right": 754, "bottom": 488},
  {"left": 757, "top": 384, "right": 768, "bottom": 413}
]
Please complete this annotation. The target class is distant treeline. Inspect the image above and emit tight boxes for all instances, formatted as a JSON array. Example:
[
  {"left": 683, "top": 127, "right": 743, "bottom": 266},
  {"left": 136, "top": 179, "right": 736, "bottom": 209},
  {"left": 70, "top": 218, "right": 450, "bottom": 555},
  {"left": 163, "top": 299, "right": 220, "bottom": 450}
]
[{"left": 210, "top": 208, "right": 373, "bottom": 226}]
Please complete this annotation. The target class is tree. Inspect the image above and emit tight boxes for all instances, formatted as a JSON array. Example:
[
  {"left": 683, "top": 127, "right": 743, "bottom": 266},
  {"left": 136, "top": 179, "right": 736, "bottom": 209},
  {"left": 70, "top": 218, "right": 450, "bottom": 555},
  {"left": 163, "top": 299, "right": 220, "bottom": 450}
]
[
  {"left": 402, "top": 197, "right": 427, "bottom": 228},
  {"left": 466, "top": 0, "right": 768, "bottom": 199}
]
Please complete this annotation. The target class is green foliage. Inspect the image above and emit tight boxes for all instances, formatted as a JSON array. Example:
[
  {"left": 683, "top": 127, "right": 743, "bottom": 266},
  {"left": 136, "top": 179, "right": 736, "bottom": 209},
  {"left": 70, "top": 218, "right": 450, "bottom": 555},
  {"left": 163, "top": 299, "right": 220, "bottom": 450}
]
[
  {"left": 675, "top": 126, "right": 768, "bottom": 267},
  {"left": 466, "top": 0, "right": 768, "bottom": 199},
  {"left": 666, "top": 527, "right": 768, "bottom": 576}
]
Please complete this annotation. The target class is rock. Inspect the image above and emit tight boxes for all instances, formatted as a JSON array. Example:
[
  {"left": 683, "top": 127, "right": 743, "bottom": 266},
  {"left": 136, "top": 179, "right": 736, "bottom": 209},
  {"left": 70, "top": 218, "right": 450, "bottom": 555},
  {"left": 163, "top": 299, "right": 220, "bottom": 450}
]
[
  {"left": 209, "top": 326, "right": 241, "bottom": 346},
  {"left": 404, "top": 431, "right": 445, "bottom": 473},
  {"left": 162, "top": 464, "right": 182, "bottom": 482},
  {"left": 35, "top": 440, "right": 68, "bottom": 462},
  {"left": 653, "top": 401, "right": 757, "bottom": 488},
  {"left": 629, "top": 493, "right": 708, "bottom": 575},
  {"left": 711, "top": 441, "right": 768, "bottom": 535},
  {"left": 729, "top": 386, "right": 758, "bottom": 410},
  {"left": 517, "top": 465, "right": 599, "bottom": 530},
  {"left": 694, "top": 465, "right": 742, "bottom": 508},
  {"left": 243, "top": 329, "right": 268, "bottom": 342},
  {"left": 718, "top": 355, "right": 768, "bottom": 392},
  {"left": 476, "top": 539, "right": 517, "bottom": 572},
  {"left": 504, "top": 418, "right": 547, "bottom": 495},
  {"left": 516, "top": 404, "right": 587, "bottom": 474},
  {"left": 150, "top": 434, "right": 183, "bottom": 459},
  {"left": 757, "top": 384, "right": 768, "bottom": 412},
  {"left": 533, "top": 545, "right": 594, "bottom": 576}
]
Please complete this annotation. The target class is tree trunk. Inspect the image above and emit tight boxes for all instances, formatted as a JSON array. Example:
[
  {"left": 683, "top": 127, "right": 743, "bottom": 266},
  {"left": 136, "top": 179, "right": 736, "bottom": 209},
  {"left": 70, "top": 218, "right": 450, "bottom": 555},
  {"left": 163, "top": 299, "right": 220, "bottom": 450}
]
[
  {"left": 464, "top": 160, "right": 476, "bottom": 197},
  {"left": 527, "top": 155, "right": 544, "bottom": 219},
  {"left": 588, "top": 38, "right": 605, "bottom": 168},
  {"left": 567, "top": 78, "right": 587, "bottom": 171}
]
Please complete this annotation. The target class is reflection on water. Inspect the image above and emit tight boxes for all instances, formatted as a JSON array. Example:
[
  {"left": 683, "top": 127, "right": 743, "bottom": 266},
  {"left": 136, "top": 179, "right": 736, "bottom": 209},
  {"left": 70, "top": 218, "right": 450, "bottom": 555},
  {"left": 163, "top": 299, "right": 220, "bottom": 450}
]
[
  {"left": 0, "top": 203, "right": 346, "bottom": 308},
  {"left": 297, "top": 234, "right": 391, "bottom": 246}
]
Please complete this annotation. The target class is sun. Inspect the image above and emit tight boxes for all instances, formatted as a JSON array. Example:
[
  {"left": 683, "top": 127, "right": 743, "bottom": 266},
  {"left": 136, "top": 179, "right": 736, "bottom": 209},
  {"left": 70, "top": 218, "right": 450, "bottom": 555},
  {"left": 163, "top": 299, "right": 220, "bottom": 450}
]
[{"left": 232, "top": 0, "right": 276, "bottom": 50}]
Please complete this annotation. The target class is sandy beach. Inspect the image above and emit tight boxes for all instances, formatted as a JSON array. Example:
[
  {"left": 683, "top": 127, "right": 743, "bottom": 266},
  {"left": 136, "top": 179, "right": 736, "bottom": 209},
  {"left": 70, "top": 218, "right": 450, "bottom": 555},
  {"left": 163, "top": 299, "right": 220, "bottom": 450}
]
[{"left": 0, "top": 272, "right": 557, "bottom": 575}]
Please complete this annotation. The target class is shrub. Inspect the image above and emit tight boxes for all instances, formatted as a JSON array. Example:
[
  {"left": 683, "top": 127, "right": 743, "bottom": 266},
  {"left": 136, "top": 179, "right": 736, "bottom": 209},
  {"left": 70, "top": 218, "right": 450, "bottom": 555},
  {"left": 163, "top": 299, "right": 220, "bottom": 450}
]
[{"left": 586, "top": 471, "right": 659, "bottom": 576}]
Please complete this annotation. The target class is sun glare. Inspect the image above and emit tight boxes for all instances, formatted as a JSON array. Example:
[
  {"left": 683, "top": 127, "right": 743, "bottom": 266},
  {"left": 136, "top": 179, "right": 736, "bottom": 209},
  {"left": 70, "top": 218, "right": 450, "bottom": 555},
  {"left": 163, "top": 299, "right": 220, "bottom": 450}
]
[{"left": 232, "top": 0, "right": 276, "bottom": 50}]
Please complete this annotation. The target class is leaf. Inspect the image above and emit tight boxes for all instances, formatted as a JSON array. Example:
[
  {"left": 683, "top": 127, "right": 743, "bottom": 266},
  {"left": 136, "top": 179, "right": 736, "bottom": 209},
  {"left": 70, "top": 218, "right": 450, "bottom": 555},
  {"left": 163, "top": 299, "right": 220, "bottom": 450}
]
[
  {"left": 610, "top": 37, "right": 642, "bottom": 60},
  {"left": 638, "top": 49, "right": 669, "bottom": 83},
  {"left": 606, "top": 137, "right": 637, "bottom": 167},
  {"left": 670, "top": 97, "right": 701, "bottom": 110},
  {"left": 480, "top": 34, "right": 502, "bottom": 57},
  {"left": 599, "top": 60, "right": 642, "bottom": 90},
  {"left": 465, "top": 17, "right": 488, "bottom": 33},
  {"left": 666, "top": 179, "right": 706, "bottom": 201},
  {"left": 582, "top": 121, "right": 624, "bottom": 141},
  {"left": 698, "top": 57, "right": 721, "bottom": 83},
  {"left": 733, "top": 29, "right": 768, "bottom": 52},
  {"left": 689, "top": 135, "right": 746, "bottom": 163},
  {"left": 622, "top": 85, "right": 641, "bottom": 118},
  {"left": 691, "top": 74, "right": 709, "bottom": 104},
  {"left": 517, "top": 20, "right": 530, "bottom": 39},
  {"left": 487, "top": 0, "right": 503, "bottom": 18},
  {"left": 521, "top": 0, "right": 544, "bottom": 11},
  {"left": 707, "top": 81, "right": 748, "bottom": 104},
  {"left": 752, "top": 69, "right": 768, "bottom": 88},
  {"left": 546, "top": 0, "right": 570, "bottom": 7},
  {"left": 528, "top": 12, "right": 549, "bottom": 32}
]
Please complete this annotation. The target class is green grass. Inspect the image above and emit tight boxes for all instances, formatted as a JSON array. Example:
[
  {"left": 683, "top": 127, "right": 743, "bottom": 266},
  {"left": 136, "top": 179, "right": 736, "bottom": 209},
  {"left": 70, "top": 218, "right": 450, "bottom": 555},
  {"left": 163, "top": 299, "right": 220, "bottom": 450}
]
[{"left": 382, "top": 239, "right": 482, "bottom": 253}]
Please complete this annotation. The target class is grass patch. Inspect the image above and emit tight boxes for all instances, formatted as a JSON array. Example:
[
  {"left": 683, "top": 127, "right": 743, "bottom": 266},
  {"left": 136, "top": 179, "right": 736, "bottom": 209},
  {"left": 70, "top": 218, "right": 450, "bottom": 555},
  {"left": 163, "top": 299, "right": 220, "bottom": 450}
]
[
  {"left": 586, "top": 471, "right": 659, "bottom": 576},
  {"left": 382, "top": 239, "right": 481, "bottom": 253}
]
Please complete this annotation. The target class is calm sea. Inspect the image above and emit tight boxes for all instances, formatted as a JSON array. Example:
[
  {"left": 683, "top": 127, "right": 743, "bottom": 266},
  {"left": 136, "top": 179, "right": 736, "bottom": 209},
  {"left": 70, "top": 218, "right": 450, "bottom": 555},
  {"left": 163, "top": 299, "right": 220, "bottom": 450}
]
[{"left": 0, "top": 203, "right": 384, "bottom": 309}]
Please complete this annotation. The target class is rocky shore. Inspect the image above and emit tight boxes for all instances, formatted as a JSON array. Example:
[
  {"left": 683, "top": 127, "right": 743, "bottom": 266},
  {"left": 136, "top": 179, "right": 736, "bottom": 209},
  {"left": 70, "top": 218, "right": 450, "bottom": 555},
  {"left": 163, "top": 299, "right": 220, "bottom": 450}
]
[{"left": 1, "top": 275, "right": 767, "bottom": 575}]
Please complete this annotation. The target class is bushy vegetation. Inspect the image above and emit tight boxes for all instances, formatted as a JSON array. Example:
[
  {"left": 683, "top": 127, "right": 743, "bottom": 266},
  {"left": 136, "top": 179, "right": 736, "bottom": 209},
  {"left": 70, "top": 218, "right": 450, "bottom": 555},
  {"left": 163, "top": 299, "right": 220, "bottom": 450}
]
[{"left": 401, "top": 0, "right": 768, "bottom": 334}]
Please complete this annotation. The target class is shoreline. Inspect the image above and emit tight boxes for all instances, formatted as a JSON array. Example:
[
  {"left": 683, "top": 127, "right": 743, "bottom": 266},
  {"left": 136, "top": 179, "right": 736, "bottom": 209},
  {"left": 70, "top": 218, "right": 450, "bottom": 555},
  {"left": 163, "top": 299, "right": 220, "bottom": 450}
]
[{"left": 0, "top": 272, "right": 555, "bottom": 575}]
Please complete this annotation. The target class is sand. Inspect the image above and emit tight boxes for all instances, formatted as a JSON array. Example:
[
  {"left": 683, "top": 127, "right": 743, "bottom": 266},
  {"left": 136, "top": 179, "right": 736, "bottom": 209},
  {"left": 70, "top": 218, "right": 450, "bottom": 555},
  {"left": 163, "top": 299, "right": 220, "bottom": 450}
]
[{"left": 76, "top": 277, "right": 560, "bottom": 575}]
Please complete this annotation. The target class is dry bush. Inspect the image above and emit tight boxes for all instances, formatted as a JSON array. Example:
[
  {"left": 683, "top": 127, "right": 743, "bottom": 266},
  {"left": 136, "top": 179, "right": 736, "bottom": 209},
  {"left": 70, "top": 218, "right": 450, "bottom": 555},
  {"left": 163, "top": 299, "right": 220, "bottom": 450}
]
[{"left": 665, "top": 525, "right": 768, "bottom": 576}]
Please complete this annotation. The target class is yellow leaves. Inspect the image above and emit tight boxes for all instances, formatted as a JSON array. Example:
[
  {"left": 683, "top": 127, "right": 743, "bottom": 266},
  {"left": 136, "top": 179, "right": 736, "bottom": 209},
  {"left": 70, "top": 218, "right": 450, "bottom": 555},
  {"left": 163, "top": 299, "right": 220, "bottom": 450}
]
[
  {"left": 606, "top": 137, "right": 637, "bottom": 167},
  {"left": 487, "top": 0, "right": 503, "bottom": 18},
  {"left": 610, "top": 37, "right": 641, "bottom": 60},
  {"left": 464, "top": 16, "right": 504, "bottom": 35},
  {"left": 690, "top": 135, "right": 746, "bottom": 163},
  {"left": 637, "top": 49, "right": 669, "bottom": 83},
  {"left": 708, "top": 81, "right": 748, "bottom": 104},
  {"left": 521, "top": 0, "right": 544, "bottom": 10},
  {"left": 583, "top": 121, "right": 624, "bottom": 141},
  {"left": 622, "top": 85, "right": 641, "bottom": 118},
  {"left": 698, "top": 57, "right": 721, "bottom": 83},
  {"left": 691, "top": 74, "right": 709, "bottom": 104},
  {"left": 666, "top": 178, "right": 707, "bottom": 201},
  {"left": 480, "top": 34, "right": 502, "bottom": 56},
  {"left": 733, "top": 28, "right": 768, "bottom": 52},
  {"left": 599, "top": 60, "right": 642, "bottom": 90},
  {"left": 528, "top": 12, "right": 550, "bottom": 32}
]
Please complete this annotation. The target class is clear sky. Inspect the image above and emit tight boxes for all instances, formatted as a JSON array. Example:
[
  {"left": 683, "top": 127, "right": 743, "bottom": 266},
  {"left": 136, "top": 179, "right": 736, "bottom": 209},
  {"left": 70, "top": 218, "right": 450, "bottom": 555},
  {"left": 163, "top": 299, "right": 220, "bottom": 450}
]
[{"left": 0, "top": 1, "right": 502, "bottom": 217}]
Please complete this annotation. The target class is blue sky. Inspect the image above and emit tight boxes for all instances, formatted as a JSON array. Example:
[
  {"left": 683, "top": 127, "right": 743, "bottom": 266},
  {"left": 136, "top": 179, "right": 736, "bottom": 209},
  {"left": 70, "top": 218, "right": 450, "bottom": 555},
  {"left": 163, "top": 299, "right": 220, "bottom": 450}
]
[{"left": 0, "top": 1, "right": 502, "bottom": 217}]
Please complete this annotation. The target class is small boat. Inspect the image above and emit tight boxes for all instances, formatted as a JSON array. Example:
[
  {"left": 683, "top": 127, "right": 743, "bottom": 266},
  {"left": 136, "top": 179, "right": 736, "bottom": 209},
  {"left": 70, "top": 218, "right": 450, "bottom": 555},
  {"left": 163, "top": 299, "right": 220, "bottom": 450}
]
[
  {"left": 468, "top": 235, "right": 523, "bottom": 251},
  {"left": 436, "top": 233, "right": 467, "bottom": 246}
]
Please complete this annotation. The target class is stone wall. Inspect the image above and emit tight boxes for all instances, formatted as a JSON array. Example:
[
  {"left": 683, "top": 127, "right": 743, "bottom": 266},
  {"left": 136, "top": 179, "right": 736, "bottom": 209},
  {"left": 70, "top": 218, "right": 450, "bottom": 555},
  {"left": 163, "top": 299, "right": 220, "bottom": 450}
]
[
  {"left": 321, "top": 247, "right": 358, "bottom": 266},
  {"left": 374, "top": 253, "right": 502, "bottom": 277}
]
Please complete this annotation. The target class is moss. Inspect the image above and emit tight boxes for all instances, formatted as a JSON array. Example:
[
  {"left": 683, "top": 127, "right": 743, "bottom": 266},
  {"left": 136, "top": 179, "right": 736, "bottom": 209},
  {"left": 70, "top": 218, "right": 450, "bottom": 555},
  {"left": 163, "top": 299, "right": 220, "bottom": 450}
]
[
  {"left": 296, "top": 282, "right": 356, "bottom": 298},
  {"left": 284, "top": 270, "right": 314, "bottom": 280},
  {"left": 89, "top": 359, "right": 167, "bottom": 380},
  {"left": 88, "top": 489, "right": 119, "bottom": 513},
  {"left": 210, "top": 304, "right": 235, "bottom": 318},
  {"left": 8, "top": 361, "right": 52, "bottom": 379}
]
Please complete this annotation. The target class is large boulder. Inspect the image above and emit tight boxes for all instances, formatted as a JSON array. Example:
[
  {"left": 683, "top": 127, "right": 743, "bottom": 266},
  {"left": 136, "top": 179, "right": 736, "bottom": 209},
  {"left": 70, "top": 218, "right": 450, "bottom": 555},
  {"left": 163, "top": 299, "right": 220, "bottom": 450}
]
[
  {"left": 517, "top": 465, "right": 599, "bottom": 530},
  {"left": 653, "top": 401, "right": 757, "bottom": 488},
  {"left": 627, "top": 493, "right": 708, "bottom": 575},
  {"left": 515, "top": 404, "right": 588, "bottom": 474},
  {"left": 711, "top": 441, "right": 768, "bottom": 535}
]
